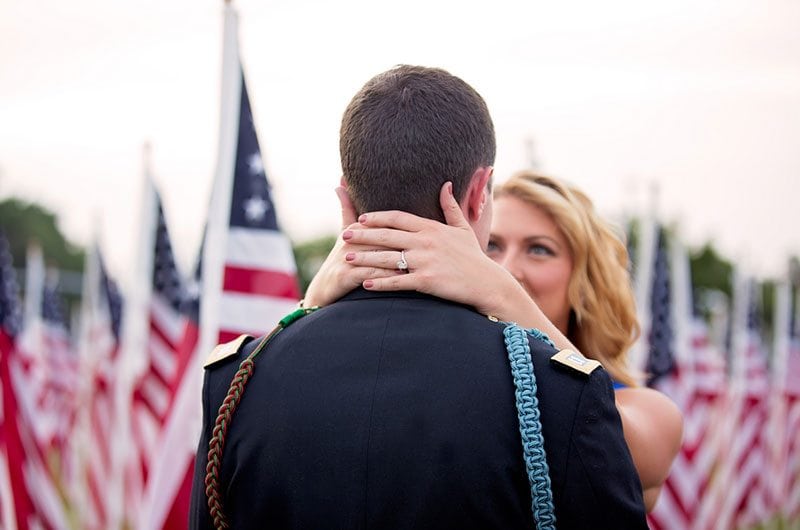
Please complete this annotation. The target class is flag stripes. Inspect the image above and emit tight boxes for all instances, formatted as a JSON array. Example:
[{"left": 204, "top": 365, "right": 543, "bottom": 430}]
[
  {"left": 783, "top": 290, "right": 800, "bottom": 523},
  {"left": 134, "top": 10, "right": 299, "bottom": 527},
  {"left": 222, "top": 266, "right": 299, "bottom": 297},
  {"left": 79, "top": 245, "right": 124, "bottom": 528},
  {"left": 3, "top": 6, "right": 800, "bottom": 529}
]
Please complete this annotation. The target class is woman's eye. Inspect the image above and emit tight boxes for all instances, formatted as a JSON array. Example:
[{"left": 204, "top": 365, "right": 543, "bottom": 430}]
[
  {"left": 486, "top": 240, "right": 500, "bottom": 254},
  {"left": 528, "top": 244, "right": 554, "bottom": 256}
]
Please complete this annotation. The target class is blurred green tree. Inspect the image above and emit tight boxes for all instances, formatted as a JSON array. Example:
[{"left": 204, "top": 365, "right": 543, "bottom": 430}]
[
  {"left": 690, "top": 243, "right": 734, "bottom": 300},
  {"left": 0, "top": 198, "right": 84, "bottom": 271},
  {"left": 0, "top": 197, "right": 85, "bottom": 326},
  {"left": 292, "top": 235, "right": 337, "bottom": 295}
]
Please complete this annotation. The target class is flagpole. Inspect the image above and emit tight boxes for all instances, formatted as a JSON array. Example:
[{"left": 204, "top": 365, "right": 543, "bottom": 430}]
[
  {"left": 668, "top": 232, "right": 693, "bottom": 369},
  {"left": 714, "top": 267, "right": 742, "bottom": 530},
  {"left": 0, "top": 456, "right": 17, "bottom": 530},
  {"left": 138, "top": 3, "right": 242, "bottom": 528},
  {"left": 120, "top": 142, "right": 158, "bottom": 382},
  {"left": 774, "top": 279, "right": 791, "bottom": 383},
  {"left": 110, "top": 143, "right": 159, "bottom": 530},
  {"left": 768, "top": 278, "right": 790, "bottom": 524},
  {"left": 201, "top": 0, "right": 241, "bottom": 355},
  {"left": 22, "top": 244, "right": 45, "bottom": 355},
  {"left": 729, "top": 270, "right": 749, "bottom": 381},
  {"left": 72, "top": 240, "right": 101, "bottom": 529},
  {"left": 629, "top": 182, "right": 659, "bottom": 375},
  {"left": 523, "top": 136, "right": 539, "bottom": 170}
]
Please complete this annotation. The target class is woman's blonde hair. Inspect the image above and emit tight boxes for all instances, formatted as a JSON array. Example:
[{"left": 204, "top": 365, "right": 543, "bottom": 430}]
[{"left": 495, "top": 170, "right": 640, "bottom": 387}]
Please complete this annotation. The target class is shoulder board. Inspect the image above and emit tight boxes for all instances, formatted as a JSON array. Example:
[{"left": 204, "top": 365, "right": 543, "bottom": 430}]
[
  {"left": 550, "top": 349, "right": 601, "bottom": 375},
  {"left": 203, "top": 334, "right": 253, "bottom": 369}
]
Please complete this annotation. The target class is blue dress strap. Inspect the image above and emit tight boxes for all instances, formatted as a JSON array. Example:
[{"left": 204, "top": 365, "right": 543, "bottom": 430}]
[{"left": 612, "top": 380, "right": 628, "bottom": 390}]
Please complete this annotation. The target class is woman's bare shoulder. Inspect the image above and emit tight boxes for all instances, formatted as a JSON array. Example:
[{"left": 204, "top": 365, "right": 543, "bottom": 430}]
[
  {"left": 616, "top": 387, "right": 683, "bottom": 448},
  {"left": 615, "top": 386, "right": 684, "bottom": 511}
]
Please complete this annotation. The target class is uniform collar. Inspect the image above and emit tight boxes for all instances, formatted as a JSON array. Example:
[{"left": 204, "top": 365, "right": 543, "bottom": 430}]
[{"left": 336, "top": 287, "right": 473, "bottom": 312}]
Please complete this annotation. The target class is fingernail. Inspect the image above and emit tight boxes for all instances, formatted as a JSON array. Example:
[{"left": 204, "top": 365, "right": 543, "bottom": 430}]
[
  {"left": 342, "top": 230, "right": 353, "bottom": 240},
  {"left": 358, "top": 214, "right": 367, "bottom": 223},
  {"left": 363, "top": 280, "right": 374, "bottom": 288},
  {"left": 345, "top": 252, "right": 355, "bottom": 262},
  {"left": 447, "top": 182, "right": 454, "bottom": 196}
]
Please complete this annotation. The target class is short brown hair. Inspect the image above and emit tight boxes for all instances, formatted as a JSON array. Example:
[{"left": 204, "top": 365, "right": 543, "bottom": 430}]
[{"left": 340, "top": 65, "right": 495, "bottom": 222}]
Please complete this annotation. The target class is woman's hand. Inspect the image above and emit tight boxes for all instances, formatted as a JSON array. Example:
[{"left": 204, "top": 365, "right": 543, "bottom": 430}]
[
  {"left": 306, "top": 182, "right": 513, "bottom": 313},
  {"left": 306, "top": 182, "right": 577, "bottom": 353},
  {"left": 307, "top": 183, "right": 679, "bottom": 510},
  {"left": 338, "top": 183, "right": 578, "bottom": 351},
  {"left": 344, "top": 182, "right": 512, "bottom": 313},
  {"left": 302, "top": 187, "right": 399, "bottom": 307}
]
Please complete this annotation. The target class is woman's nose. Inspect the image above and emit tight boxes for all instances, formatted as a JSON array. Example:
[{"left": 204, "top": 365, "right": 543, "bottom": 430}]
[{"left": 499, "top": 253, "right": 524, "bottom": 283}]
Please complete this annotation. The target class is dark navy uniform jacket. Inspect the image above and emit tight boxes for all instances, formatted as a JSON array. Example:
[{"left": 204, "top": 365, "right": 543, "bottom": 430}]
[{"left": 190, "top": 289, "right": 647, "bottom": 529}]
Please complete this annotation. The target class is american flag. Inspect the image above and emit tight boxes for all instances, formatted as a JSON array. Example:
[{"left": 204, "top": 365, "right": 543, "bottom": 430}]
[
  {"left": 126, "top": 190, "right": 190, "bottom": 526},
  {"left": 216, "top": 72, "right": 300, "bottom": 343},
  {"left": 645, "top": 227, "right": 675, "bottom": 387},
  {"left": 716, "top": 278, "right": 770, "bottom": 529},
  {"left": 645, "top": 228, "right": 728, "bottom": 530},
  {"left": 138, "top": 7, "right": 299, "bottom": 526},
  {"left": 38, "top": 279, "right": 78, "bottom": 459},
  {"left": 0, "top": 230, "right": 38, "bottom": 530},
  {"left": 643, "top": 225, "right": 677, "bottom": 530},
  {"left": 152, "top": 247, "right": 201, "bottom": 530},
  {"left": 779, "top": 285, "right": 800, "bottom": 523},
  {"left": 678, "top": 318, "right": 728, "bottom": 530},
  {"left": 16, "top": 248, "right": 64, "bottom": 454},
  {"left": 1, "top": 238, "right": 70, "bottom": 529},
  {"left": 79, "top": 244, "right": 124, "bottom": 530},
  {"left": 0, "top": 232, "right": 22, "bottom": 342},
  {"left": 171, "top": 245, "right": 201, "bottom": 398}
]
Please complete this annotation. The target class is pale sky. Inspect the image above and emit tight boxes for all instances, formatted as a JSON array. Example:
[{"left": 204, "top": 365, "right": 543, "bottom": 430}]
[{"left": 1, "top": 0, "right": 799, "bottom": 290}]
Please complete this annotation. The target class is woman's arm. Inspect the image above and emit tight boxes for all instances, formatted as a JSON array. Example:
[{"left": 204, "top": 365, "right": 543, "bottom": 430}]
[
  {"left": 304, "top": 183, "right": 580, "bottom": 352},
  {"left": 305, "top": 183, "right": 683, "bottom": 511},
  {"left": 303, "top": 186, "right": 399, "bottom": 308}
]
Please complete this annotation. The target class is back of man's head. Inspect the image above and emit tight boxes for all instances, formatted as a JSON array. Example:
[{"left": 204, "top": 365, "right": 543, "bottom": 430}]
[{"left": 340, "top": 65, "right": 496, "bottom": 222}]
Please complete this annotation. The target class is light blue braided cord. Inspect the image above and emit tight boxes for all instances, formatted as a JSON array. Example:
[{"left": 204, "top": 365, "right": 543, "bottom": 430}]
[
  {"left": 504, "top": 323, "right": 556, "bottom": 530},
  {"left": 523, "top": 327, "right": 555, "bottom": 349}
]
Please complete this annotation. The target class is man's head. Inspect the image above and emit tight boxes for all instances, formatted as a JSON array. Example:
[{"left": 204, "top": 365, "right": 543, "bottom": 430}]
[{"left": 340, "top": 65, "right": 496, "bottom": 244}]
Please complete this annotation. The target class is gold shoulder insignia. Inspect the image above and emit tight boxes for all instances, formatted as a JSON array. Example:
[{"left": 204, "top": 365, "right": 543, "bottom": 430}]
[
  {"left": 203, "top": 334, "right": 253, "bottom": 369},
  {"left": 550, "top": 349, "right": 601, "bottom": 375}
]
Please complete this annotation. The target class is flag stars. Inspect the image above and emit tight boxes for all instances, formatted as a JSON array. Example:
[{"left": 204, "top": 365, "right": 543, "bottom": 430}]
[
  {"left": 243, "top": 195, "right": 269, "bottom": 223},
  {"left": 0, "top": 236, "right": 22, "bottom": 336},
  {"left": 248, "top": 153, "right": 264, "bottom": 176},
  {"left": 153, "top": 206, "right": 186, "bottom": 311}
]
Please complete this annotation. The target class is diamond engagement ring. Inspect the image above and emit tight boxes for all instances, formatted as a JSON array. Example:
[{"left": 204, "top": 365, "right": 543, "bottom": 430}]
[{"left": 396, "top": 250, "right": 409, "bottom": 272}]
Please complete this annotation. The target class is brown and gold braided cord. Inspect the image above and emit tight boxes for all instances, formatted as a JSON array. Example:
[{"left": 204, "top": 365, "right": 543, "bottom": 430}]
[
  {"left": 204, "top": 355, "right": 255, "bottom": 529},
  {"left": 204, "top": 307, "right": 317, "bottom": 530}
]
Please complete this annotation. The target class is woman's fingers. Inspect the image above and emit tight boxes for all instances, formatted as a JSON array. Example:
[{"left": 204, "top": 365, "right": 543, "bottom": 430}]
[
  {"left": 342, "top": 227, "right": 417, "bottom": 250},
  {"left": 356, "top": 182, "right": 469, "bottom": 232},
  {"left": 439, "top": 181, "right": 470, "bottom": 229},
  {"left": 363, "top": 274, "right": 421, "bottom": 292},
  {"left": 341, "top": 265, "right": 398, "bottom": 285},
  {"left": 345, "top": 250, "right": 410, "bottom": 271},
  {"left": 357, "top": 209, "right": 433, "bottom": 232}
]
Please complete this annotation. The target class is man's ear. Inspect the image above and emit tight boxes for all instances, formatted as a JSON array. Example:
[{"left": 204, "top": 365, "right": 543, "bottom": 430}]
[{"left": 464, "top": 166, "right": 493, "bottom": 223}]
